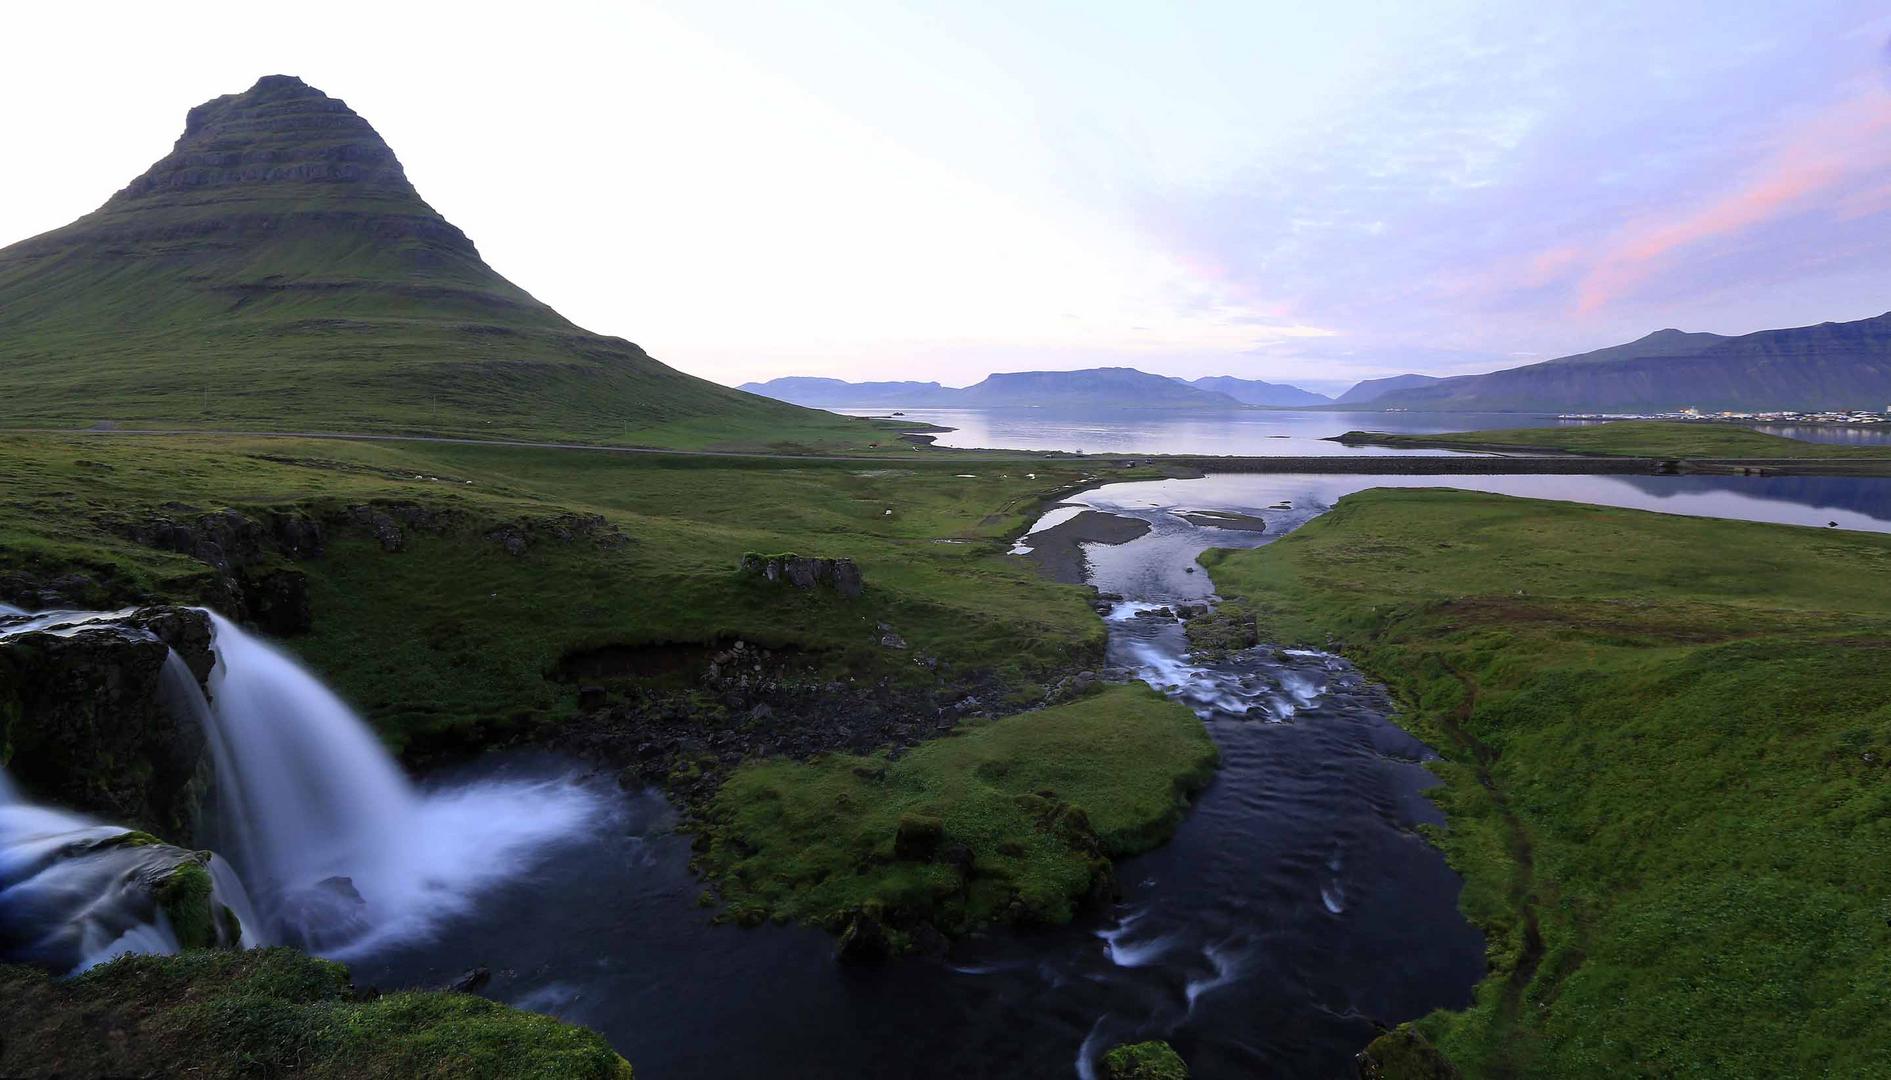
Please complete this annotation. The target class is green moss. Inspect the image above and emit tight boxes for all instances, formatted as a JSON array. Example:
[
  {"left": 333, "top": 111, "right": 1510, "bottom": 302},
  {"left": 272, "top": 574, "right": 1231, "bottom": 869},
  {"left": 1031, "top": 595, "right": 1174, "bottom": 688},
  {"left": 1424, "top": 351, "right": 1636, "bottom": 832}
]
[
  {"left": 698, "top": 684, "right": 1217, "bottom": 938},
  {"left": 1204, "top": 488, "right": 1891, "bottom": 1075},
  {"left": 1101, "top": 1040, "right": 1189, "bottom": 1080},
  {"left": 0, "top": 949, "right": 631, "bottom": 1079},
  {"left": 154, "top": 858, "right": 217, "bottom": 951},
  {"left": 1357, "top": 1026, "right": 1459, "bottom": 1079}
]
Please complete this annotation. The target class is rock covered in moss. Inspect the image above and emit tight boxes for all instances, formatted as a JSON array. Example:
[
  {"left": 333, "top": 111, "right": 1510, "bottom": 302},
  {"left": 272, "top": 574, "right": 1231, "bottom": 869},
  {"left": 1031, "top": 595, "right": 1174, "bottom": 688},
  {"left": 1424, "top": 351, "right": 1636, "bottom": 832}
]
[
  {"left": 1101, "top": 1040, "right": 1189, "bottom": 1080},
  {"left": 893, "top": 812, "right": 944, "bottom": 860},
  {"left": 1355, "top": 1025, "right": 1459, "bottom": 1079}
]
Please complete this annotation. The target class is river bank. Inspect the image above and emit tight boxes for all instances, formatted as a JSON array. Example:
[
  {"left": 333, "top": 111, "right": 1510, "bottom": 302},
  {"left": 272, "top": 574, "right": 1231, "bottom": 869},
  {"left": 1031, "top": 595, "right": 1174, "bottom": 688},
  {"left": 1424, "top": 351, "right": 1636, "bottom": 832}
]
[{"left": 1199, "top": 488, "right": 1891, "bottom": 1075}]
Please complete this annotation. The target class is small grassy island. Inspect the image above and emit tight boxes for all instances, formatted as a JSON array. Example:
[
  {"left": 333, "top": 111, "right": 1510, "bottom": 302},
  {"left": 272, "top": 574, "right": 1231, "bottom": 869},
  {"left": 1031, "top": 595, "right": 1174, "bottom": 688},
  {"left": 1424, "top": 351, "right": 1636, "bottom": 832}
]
[{"left": 1201, "top": 489, "right": 1891, "bottom": 1076}]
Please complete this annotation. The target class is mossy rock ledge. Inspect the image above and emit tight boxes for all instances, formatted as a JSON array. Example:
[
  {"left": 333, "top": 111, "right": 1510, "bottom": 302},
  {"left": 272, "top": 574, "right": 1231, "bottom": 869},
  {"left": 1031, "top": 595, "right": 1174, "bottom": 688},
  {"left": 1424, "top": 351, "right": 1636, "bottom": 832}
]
[{"left": 1101, "top": 1040, "right": 1189, "bottom": 1080}]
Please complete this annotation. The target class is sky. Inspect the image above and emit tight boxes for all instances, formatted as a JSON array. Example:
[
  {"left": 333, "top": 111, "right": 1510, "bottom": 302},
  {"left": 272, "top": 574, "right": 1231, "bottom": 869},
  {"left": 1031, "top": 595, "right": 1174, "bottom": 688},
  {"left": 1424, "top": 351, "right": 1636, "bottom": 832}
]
[{"left": 4, "top": 1, "right": 1890, "bottom": 395}]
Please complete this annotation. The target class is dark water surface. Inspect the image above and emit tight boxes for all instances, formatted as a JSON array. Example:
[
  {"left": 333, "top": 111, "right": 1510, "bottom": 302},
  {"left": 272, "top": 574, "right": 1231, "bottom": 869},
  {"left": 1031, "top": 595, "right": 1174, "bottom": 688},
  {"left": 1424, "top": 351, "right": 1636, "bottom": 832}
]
[{"left": 352, "top": 471, "right": 1891, "bottom": 1078}]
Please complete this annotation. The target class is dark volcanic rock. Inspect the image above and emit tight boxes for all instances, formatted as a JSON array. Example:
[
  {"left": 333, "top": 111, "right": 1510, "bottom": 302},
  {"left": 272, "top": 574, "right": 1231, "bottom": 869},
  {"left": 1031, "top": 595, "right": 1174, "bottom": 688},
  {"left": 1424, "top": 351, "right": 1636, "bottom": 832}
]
[
  {"left": 835, "top": 908, "right": 891, "bottom": 964},
  {"left": 740, "top": 554, "right": 865, "bottom": 598},
  {"left": 0, "top": 608, "right": 213, "bottom": 836}
]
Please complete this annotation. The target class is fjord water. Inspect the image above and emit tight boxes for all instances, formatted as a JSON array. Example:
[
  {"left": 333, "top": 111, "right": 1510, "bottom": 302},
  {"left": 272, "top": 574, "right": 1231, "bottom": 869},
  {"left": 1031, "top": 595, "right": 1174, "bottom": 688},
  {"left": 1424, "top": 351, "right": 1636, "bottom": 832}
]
[
  {"left": 838, "top": 406, "right": 1538, "bottom": 454},
  {"left": 840, "top": 405, "right": 1891, "bottom": 456}
]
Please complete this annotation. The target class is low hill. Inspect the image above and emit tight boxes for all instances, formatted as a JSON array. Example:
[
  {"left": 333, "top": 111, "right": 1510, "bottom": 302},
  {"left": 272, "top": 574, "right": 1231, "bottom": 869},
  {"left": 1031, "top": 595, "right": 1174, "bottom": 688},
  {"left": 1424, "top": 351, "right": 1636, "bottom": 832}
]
[
  {"left": 0, "top": 75, "right": 857, "bottom": 448},
  {"left": 1335, "top": 373, "right": 1443, "bottom": 405},
  {"left": 1369, "top": 315, "right": 1891, "bottom": 412},
  {"left": 1187, "top": 375, "right": 1330, "bottom": 406}
]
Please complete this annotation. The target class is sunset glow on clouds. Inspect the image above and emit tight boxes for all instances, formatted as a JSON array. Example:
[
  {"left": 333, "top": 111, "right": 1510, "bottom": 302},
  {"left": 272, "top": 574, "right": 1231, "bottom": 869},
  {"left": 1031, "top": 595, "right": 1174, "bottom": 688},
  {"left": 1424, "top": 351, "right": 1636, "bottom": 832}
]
[{"left": 3, "top": 1, "right": 1889, "bottom": 390}]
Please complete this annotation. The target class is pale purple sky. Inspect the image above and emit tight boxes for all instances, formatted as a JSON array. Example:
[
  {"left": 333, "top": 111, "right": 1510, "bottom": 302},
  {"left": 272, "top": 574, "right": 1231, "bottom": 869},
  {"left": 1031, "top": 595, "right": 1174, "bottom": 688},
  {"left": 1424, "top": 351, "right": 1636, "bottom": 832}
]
[{"left": 4, "top": 1, "right": 1890, "bottom": 393}]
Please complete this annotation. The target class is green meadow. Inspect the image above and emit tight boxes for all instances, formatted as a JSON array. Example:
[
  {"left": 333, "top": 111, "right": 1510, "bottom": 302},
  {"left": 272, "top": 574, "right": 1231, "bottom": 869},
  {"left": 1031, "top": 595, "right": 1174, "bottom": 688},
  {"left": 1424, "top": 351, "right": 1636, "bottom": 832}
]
[{"left": 1202, "top": 488, "right": 1891, "bottom": 1076}]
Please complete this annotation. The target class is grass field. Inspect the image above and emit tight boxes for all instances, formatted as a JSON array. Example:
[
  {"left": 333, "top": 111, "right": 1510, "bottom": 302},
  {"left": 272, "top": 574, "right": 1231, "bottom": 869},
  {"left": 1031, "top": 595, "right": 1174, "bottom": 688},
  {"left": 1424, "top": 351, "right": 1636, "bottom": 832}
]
[
  {"left": 0, "top": 433, "right": 1121, "bottom": 751},
  {"left": 698, "top": 683, "right": 1216, "bottom": 940},
  {"left": 1201, "top": 489, "right": 1891, "bottom": 1077},
  {"left": 0, "top": 949, "right": 632, "bottom": 1078},
  {"left": 1339, "top": 419, "right": 1891, "bottom": 459}
]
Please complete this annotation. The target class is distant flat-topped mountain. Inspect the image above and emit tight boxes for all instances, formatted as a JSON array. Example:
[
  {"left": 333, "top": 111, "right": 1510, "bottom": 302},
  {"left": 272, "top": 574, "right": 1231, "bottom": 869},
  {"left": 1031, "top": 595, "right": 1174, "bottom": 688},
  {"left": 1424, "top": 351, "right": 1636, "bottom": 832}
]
[
  {"left": 1186, "top": 375, "right": 1330, "bottom": 406},
  {"left": 735, "top": 377, "right": 956, "bottom": 408},
  {"left": 1334, "top": 373, "right": 1443, "bottom": 405},
  {"left": 1366, "top": 315, "right": 1891, "bottom": 412},
  {"left": 958, "top": 368, "right": 1239, "bottom": 408},
  {"left": 0, "top": 75, "right": 826, "bottom": 443},
  {"left": 742, "top": 367, "right": 1332, "bottom": 410}
]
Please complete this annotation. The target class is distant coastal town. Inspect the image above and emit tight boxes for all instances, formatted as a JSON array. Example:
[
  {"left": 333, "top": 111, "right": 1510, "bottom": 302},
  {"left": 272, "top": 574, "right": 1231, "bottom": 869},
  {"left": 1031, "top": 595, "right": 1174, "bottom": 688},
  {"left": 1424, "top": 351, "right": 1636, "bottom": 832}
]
[{"left": 1557, "top": 407, "right": 1891, "bottom": 427}]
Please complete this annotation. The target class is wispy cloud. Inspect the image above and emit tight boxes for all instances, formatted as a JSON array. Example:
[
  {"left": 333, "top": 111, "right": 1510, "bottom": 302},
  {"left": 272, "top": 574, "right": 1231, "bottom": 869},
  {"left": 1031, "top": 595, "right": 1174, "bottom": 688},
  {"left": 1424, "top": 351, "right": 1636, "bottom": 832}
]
[{"left": 1566, "top": 88, "right": 1891, "bottom": 313}]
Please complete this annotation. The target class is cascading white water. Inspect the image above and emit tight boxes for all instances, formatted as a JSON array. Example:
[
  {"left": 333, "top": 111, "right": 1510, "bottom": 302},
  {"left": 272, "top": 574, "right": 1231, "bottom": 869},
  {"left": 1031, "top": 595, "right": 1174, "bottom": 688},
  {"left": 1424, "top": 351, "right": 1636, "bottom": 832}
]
[
  {"left": 0, "top": 781, "right": 256, "bottom": 972},
  {"left": 198, "top": 613, "right": 603, "bottom": 957},
  {"left": 0, "top": 605, "right": 603, "bottom": 971}
]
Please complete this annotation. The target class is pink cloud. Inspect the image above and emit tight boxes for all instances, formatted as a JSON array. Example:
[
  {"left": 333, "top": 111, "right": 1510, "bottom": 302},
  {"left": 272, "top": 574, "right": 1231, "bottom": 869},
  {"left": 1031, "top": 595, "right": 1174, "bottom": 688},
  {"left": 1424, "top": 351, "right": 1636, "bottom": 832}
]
[{"left": 1540, "top": 89, "right": 1891, "bottom": 314}]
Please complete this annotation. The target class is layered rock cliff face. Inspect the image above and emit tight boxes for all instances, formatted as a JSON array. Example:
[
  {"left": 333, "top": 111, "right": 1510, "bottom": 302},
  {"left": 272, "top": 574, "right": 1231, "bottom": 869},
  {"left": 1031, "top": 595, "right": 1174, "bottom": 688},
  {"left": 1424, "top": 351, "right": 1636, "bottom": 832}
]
[
  {"left": 0, "top": 608, "right": 216, "bottom": 837},
  {"left": 0, "top": 75, "right": 809, "bottom": 440}
]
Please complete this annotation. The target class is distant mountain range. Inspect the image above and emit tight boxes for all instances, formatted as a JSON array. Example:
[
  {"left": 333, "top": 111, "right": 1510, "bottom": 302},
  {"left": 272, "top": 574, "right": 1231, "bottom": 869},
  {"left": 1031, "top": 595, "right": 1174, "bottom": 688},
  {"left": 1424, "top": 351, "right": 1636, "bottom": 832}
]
[
  {"left": 752, "top": 310, "right": 1891, "bottom": 415},
  {"left": 1185, "top": 375, "right": 1332, "bottom": 407},
  {"left": 1362, "top": 316, "right": 1891, "bottom": 412},
  {"left": 741, "top": 368, "right": 1330, "bottom": 409}
]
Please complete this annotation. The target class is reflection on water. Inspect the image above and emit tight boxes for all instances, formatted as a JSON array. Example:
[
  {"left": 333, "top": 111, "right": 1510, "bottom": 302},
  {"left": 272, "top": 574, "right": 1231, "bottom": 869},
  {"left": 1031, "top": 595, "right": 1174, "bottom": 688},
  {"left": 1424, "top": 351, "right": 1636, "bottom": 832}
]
[
  {"left": 1068, "top": 472, "right": 1891, "bottom": 541},
  {"left": 837, "top": 407, "right": 1566, "bottom": 456},
  {"left": 836, "top": 406, "right": 1891, "bottom": 457},
  {"left": 1747, "top": 424, "right": 1891, "bottom": 447}
]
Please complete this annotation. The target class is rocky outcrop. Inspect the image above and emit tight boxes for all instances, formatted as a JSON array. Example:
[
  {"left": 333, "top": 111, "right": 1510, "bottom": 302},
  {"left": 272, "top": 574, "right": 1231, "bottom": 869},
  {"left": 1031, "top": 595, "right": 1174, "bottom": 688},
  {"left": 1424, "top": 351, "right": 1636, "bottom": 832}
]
[
  {"left": 485, "top": 512, "right": 631, "bottom": 556},
  {"left": 105, "top": 506, "right": 321, "bottom": 635},
  {"left": 738, "top": 554, "right": 865, "bottom": 598},
  {"left": 0, "top": 607, "right": 214, "bottom": 837},
  {"left": 1355, "top": 1025, "right": 1460, "bottom": 1079}
]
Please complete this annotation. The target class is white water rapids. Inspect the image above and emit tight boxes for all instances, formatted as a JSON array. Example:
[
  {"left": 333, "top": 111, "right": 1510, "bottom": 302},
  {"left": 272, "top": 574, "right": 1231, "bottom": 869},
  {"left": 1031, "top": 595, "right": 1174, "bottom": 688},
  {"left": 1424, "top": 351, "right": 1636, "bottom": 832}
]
[{"left": 0, "top": 607, "right": 603, "bottom": 971}]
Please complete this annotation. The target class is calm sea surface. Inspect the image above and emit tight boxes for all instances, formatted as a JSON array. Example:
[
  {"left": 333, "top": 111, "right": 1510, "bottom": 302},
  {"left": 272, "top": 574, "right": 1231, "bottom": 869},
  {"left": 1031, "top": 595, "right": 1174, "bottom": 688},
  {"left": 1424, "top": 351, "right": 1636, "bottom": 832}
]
[{"left": 834, "top": 406, "right": 1891, "bottom": 455}]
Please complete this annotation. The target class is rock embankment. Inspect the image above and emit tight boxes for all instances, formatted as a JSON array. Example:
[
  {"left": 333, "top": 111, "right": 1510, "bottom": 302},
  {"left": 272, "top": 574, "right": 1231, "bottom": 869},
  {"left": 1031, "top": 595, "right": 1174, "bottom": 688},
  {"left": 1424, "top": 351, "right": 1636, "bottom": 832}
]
[
  {"left": 739, "top": 553, "right": 865, "bottom": 598},
  {"left": 0, "top": 607, "right": 214, "bottom": 838}
]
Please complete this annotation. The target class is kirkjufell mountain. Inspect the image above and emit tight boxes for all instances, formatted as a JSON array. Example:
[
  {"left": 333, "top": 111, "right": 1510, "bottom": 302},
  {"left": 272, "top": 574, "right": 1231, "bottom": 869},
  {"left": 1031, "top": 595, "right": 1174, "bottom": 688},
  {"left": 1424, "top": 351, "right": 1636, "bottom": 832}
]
[{"left": 0, "top": 75, "right": 825, "bottom": 443}]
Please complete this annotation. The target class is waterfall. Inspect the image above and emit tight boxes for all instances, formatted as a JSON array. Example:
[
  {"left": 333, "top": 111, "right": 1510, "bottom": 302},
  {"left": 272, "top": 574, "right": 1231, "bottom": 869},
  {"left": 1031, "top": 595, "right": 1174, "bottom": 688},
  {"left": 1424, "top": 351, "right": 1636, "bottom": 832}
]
[
  {"left": 199, "top": 613, "right": 603, "bottom": 956},
  {"left": 0, "top": 606, "right": 604, "bottom": 971}
]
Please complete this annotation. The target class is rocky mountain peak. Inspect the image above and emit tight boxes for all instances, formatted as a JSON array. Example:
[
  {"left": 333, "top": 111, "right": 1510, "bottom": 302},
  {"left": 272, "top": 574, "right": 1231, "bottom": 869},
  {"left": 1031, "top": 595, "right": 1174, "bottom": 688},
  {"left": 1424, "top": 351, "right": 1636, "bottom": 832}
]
[{"left": 109, "top": 74, "right": 416, "bottom": 206}]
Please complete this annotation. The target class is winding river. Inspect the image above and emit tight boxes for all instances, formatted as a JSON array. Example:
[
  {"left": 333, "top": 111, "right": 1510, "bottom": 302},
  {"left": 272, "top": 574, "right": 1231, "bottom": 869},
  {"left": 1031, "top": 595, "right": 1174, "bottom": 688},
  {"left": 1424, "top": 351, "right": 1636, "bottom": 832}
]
[{"left": 353, "top": 471, "right": 1891, "bottom": 1077}]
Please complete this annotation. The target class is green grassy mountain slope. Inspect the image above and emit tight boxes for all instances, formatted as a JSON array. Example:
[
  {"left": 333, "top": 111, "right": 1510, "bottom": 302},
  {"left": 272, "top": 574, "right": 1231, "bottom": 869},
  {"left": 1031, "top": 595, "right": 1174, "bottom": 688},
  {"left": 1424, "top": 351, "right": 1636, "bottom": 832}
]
[{"left": 0, "top": 75, "right": 856, "bottom": 448}]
